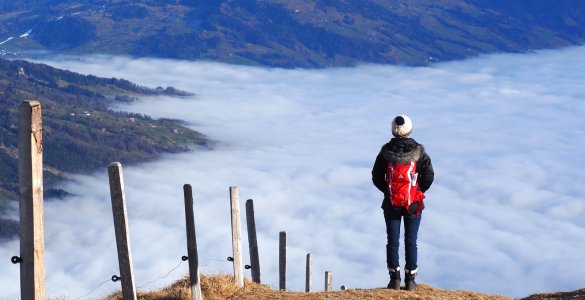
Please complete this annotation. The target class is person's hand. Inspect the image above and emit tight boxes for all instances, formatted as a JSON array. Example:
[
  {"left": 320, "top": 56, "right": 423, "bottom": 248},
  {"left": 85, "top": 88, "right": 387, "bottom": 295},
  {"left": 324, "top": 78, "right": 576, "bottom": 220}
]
[{"left": 408, "top": 202, "right": 420, "bottom": 215}]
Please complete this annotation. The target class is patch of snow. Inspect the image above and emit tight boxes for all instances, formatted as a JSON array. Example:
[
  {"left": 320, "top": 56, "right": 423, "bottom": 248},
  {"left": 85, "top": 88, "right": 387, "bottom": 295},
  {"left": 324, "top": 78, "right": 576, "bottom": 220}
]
[
  {"left": 0, "top": 37, "right": 14, "bottom": 45},
  {"left": 19, "top": 30, "right": 32, "bottom": 38}
]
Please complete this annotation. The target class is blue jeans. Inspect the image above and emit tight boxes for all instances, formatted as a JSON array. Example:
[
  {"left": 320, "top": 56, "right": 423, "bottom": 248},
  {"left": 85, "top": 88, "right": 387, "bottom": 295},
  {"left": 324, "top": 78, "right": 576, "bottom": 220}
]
[{"left": 384, "top": 209, "right": 422, "bottom": 271}]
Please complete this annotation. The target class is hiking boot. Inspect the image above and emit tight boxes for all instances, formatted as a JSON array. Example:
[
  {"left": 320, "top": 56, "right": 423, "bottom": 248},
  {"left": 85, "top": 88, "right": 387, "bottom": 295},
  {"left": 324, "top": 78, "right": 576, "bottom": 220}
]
[
  {"left": 405, "top": 269, "right": 417, "bottom": 291},
  {"left": 387, "top": 267, "right": 401, "bottom": 290}
]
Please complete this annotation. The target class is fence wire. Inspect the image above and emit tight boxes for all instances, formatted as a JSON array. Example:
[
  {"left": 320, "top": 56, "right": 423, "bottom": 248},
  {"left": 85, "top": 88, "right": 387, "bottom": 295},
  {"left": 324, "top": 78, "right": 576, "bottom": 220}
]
[
  {"left": 137, "top": 257, "right": 185, "bottom": 289},
  {"left": 73, "top": 278, "right": 113, "bottom": 300},
  {"left": 56, "top": 255, "right": 233, "bottom": 299}
]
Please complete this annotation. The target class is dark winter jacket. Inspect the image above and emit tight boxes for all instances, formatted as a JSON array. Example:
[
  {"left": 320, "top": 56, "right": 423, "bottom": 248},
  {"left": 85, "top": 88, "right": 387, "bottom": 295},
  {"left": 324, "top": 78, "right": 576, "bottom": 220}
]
[{"left": 371, "top": 137, "right": 434, "bottom": 211}]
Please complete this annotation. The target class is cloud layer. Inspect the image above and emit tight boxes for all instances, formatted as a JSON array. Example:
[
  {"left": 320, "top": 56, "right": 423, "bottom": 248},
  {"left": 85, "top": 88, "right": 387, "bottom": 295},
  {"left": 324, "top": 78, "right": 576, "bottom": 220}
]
[{"left": 2, "top": 46, "right": 585, "bottom": 298}]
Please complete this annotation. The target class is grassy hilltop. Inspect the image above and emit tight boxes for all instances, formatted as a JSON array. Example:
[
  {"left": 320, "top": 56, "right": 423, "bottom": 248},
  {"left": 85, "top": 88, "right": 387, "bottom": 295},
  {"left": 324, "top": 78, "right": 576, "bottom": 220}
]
[
  {"left": 104, "top": 274, "right": 512, "bottom": 300},
  {"left": 101, "top": 274, "right": 585, "bottom": 300}
]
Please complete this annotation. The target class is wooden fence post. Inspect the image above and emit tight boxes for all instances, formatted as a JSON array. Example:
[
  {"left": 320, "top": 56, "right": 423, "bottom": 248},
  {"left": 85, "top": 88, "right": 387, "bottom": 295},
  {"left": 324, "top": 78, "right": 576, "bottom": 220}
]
[
  {"left": 18, "top": 100, "right": 45, "bottom": 300},
  {"left": 245, "top": 199, "right": 261, "bottom": 284},
  {"left": 108, "top": 162, "right": 137, "bottom": 300},
  {"left": 305, "top": 253, "right": 312, "bottom": 292},
  {"left": 325, "top": 271, "right": 333, "bottom": 292},
  {"left": 279, "top": 231, "right": 287, "bottom": 290},
  {"left": 229, "top": 186, "right": 244, "bottom": 288},
  {"left": 183, "top": 184, "right": 203, "bottom": 300}
]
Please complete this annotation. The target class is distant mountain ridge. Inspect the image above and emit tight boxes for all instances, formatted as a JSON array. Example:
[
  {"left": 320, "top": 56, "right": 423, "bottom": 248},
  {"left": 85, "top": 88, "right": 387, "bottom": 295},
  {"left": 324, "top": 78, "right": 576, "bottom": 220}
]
[
  {"left": 0, "top": 57, "right": 207, "bottom": 239},
  {"left": 1, "top": 0, "right": 585, "bottom": 67}
]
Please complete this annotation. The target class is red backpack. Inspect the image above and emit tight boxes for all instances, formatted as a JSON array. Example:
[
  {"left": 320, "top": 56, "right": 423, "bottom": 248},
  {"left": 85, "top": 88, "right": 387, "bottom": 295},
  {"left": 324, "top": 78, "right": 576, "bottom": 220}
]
[{"left": 387, "top": 161, "right": 425, "bottom": 215}]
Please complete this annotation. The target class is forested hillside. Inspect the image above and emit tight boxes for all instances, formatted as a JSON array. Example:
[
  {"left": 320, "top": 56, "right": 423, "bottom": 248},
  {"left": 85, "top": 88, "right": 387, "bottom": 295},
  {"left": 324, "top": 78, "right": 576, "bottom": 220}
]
[
  {"left": 1, "top": 0, "right": 585, "bottom": 67},
  {"left": 0, "top": 58, "right": 207, "bottom": 239}
]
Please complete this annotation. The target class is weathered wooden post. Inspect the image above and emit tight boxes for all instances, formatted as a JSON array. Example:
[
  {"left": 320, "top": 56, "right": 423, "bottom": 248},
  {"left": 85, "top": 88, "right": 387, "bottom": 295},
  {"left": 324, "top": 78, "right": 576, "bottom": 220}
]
[
  {"left": 108, "top": 162, "right": 137, "bottom": 300},
  {"left": 245, "top": 199, "right": 261, "bottom": 284},
  {"left": 229, "top": 186, "right": 244, "bottom": 288},
  {"left": 325, "top": 271, "right": 333, "bottom": 292},
  {"left": 279, "top": 231, "right": 287, "bottom": 290},
  {"left": 305, "top": 253, "right": 312, "bottom": 292},
  {"left": 18, "top": 100, "right": 45, "bottom": 300},
  {"left": 183, "top": 184, "right": 203, "bottom": 300}
]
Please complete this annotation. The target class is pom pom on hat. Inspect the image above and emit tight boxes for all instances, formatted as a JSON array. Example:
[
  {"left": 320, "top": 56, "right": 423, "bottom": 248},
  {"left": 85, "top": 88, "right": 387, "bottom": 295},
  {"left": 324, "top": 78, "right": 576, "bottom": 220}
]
[{"left": 392, "top": 115, "right": 413, "bottom": 137}]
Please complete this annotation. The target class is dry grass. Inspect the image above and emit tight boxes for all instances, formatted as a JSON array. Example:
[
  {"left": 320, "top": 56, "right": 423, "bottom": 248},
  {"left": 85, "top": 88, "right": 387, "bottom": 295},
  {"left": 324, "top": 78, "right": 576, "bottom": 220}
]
[
  {"left": 520, "top": 288, "right": 585, "bottom": 300},
  {"left": 103, "top": 274, "right": 515, "bottom": 300}
]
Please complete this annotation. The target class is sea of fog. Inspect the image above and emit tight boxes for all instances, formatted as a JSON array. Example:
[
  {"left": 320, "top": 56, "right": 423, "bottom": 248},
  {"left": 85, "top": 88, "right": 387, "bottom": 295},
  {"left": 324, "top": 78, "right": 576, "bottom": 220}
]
[{"left": 1, "top": 46, "right": 585, "bottom": 299}]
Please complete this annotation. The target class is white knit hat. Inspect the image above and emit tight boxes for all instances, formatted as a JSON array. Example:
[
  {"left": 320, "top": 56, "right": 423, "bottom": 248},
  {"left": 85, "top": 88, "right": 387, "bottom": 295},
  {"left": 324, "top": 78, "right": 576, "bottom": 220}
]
[{"left": 391, "top": 115, "right": 413, "bottom": 137}]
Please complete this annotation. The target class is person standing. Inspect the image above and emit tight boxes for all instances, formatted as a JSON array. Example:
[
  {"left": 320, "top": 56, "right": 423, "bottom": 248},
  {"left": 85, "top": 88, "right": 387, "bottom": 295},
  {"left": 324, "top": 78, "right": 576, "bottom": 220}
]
[{"left": 371, "top": 115, "right": 434, "bottom": 291}]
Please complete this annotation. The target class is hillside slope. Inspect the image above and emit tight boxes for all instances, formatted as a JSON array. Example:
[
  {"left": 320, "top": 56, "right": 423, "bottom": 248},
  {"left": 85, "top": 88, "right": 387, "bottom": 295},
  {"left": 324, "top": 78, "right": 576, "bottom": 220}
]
[
  {"left": 1, "top": 0, "right": 585, "bottom": 67},
  {"left": 522, "top": 288, "right": 585, "bottom": 300},
  {"left": 0, "top": 58, "right": 207, "bottom": 239},
  {"left": 103, "top": 275, "right": 514, "bottom": 300},
  {"left": 101, "top": 274, "right": 585, "bottom": 300}
]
